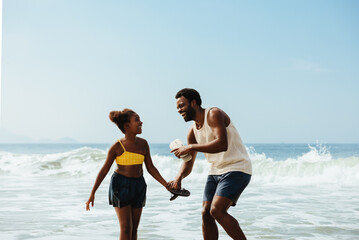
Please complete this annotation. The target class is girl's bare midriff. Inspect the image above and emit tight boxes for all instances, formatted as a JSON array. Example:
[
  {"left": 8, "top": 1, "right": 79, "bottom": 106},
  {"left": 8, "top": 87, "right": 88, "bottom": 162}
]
[{"left": 115, "top": 164, "right": 143, "bottom": 178}]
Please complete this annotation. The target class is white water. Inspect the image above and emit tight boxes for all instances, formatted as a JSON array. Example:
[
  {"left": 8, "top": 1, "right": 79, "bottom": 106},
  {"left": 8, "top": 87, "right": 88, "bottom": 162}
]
[{"left": 0, "top": 145, "right": 358, "bottom": 239}]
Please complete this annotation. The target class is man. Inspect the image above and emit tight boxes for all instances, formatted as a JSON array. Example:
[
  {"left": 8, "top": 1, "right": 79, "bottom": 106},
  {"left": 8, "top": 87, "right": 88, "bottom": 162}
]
[{"left": 169, "top": 88, "right": 252, "bottom": 240}]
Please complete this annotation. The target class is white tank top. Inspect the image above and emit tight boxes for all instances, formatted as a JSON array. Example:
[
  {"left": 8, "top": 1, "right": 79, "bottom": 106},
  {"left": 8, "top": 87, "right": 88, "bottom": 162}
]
[{"left": 192, "top": 108, "right": 252, "bottom": 175}]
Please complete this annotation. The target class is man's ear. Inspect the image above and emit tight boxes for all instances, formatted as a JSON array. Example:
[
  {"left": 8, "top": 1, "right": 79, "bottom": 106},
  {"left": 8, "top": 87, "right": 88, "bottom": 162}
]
[{"left": 190, "top": 99, "right": 197, "bottom": 108}]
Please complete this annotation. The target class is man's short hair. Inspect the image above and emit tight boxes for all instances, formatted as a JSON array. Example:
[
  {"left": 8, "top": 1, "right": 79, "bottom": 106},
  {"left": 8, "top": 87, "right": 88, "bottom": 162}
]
[{"left": 175, "top": 88, "right": 202, "bottom": 106}]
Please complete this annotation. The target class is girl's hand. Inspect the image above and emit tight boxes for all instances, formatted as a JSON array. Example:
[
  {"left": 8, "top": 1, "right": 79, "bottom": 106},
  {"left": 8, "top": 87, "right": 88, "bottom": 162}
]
[
  {"left": 86, "top": 194, "right": 95, "bottom": 211},
  {"left": 165, "top": 182, "right": 170, "bottom": 190}
]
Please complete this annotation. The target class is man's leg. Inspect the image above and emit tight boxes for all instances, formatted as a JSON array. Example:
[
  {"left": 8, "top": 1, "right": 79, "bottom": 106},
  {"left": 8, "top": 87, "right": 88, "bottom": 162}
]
[
  {"left": 210, "top": 196, "right": 247, "bottom": 240},
  {"left": 202, "top": 201, "right": 218, "bottom": 240}
]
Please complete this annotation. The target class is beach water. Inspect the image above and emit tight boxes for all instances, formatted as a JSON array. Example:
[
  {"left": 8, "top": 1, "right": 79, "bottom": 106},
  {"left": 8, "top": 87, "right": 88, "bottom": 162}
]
[{"left": 0, "top": 143, "right": 358, "bottom": 240}]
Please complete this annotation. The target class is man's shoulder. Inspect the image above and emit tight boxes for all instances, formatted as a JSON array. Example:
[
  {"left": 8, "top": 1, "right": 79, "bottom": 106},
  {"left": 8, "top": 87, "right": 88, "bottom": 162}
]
[
  {"left": 207, "top": 107, "right": 226, "bottom": 119},
  {"left": 207, "top": 107, "right": 230, "bottom": 127}
]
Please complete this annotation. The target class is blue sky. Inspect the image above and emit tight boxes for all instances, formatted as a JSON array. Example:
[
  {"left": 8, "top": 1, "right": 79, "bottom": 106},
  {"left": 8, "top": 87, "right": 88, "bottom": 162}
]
[{"left": 1, "top": 0, "right": 358, "bottom": 143}]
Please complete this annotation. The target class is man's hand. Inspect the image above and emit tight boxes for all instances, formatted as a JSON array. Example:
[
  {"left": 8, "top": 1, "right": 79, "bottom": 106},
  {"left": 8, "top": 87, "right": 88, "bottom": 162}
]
[
  {"left": 170, "top": 145, "right": 191, "bottom": 158},
  {"left": 167, "top": 178, "right": 182, "bottom": 190}
]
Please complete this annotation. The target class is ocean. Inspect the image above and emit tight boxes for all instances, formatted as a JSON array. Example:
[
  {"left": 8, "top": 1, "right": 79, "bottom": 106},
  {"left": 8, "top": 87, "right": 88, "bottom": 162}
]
[{"left": 0, "top": 143, "right": 358, "bottom": 240}]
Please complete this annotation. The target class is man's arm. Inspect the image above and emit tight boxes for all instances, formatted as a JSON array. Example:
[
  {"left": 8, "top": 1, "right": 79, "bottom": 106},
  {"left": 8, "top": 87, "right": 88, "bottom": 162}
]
[{"left": 168, "top": 128, "right": 198, "bottom": 189}]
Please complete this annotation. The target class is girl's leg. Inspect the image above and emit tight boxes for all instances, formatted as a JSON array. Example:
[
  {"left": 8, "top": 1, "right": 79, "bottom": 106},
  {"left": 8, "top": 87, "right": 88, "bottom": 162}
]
[
  {"left": 131, "top": 207, "right": 143, "bottom": 240},
  {"left": 115, "top": 206, "right": 133, "bottom": 240}
]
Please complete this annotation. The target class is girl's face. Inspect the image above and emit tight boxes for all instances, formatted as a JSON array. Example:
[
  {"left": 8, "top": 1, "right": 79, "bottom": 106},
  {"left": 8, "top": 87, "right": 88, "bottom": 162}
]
[{"left": 126, "top": 113, "right": 143, "bottom": 134}]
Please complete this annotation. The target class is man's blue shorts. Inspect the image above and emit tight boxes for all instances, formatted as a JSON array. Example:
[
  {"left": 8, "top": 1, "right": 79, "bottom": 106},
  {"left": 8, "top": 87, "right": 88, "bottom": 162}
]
[{"left": 203, "top": 171, "right": 251, "bottom": 206}]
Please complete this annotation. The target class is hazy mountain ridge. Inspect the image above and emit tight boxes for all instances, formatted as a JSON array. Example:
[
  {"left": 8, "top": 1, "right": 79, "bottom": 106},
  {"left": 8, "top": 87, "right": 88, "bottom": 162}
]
[{"left": 0, "top": 128, "right": 77, "bottom": 143}]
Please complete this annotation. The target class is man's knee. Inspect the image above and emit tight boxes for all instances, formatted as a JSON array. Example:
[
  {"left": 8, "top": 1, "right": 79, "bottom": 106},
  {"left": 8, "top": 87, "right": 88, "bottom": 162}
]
[
  {"left": 202, "top": 204, "right": 212, "bottom": 220},
  {"left": 210, "top": 205, "right": 226, "bottom": 221}
]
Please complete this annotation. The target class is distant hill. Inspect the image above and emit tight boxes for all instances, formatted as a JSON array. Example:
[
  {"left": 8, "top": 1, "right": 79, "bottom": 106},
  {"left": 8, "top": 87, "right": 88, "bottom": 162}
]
[
  {"left": 36, "top": 137, "right": 78, "bottom": 143},
  {"left": 0, "top": 128, "right": 78, "bottom": 143},
  {"left": 0, "top": 128, "right": 33, "bottom": 143}
]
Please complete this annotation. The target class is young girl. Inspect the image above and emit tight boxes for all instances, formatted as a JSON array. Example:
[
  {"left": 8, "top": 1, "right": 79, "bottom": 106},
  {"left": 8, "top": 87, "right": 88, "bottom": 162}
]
[{"left": 86, "top": 109, "right": 168, "bottom": 240}]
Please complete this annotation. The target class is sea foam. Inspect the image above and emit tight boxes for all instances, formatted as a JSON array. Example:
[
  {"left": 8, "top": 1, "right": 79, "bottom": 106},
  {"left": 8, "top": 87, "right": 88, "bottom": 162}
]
[
  {"left": 248, "top": 145, "right": 359, "bottom": 186},
  {"left": 0, "top": 145, "right": 358, "bottom": 186}
]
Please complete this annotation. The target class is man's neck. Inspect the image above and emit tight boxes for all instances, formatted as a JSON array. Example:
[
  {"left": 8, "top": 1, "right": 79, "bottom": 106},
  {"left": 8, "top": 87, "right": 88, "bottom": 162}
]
[{"left": 194, "top": 107, "right": 205, "bottom": 129}]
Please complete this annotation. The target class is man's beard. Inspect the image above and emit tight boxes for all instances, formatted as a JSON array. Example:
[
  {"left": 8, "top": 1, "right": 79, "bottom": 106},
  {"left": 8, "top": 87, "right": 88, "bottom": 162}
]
[{"left": 183, "top": 107, "right": 195, "bottom": 122}]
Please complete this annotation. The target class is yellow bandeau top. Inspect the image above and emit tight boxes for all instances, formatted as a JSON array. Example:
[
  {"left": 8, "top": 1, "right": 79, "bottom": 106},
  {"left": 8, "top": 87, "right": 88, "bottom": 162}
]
[{"left": 115, "top": 140, "right": 145, "bottom": 166}]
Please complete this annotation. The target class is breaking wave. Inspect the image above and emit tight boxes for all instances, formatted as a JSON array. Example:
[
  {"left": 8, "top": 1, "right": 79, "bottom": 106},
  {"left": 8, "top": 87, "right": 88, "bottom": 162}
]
[{"left": 0, "top": 145, "right": 358, "bottom": 186}]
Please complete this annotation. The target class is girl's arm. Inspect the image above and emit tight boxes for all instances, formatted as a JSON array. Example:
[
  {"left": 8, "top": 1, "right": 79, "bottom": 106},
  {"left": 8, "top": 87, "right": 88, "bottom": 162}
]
[
  {"left": 143, "top": 140, "right": 168, "bottom": 188},
  {"left": 86, "top": 145, "right": 116, "bottom": 211}
]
